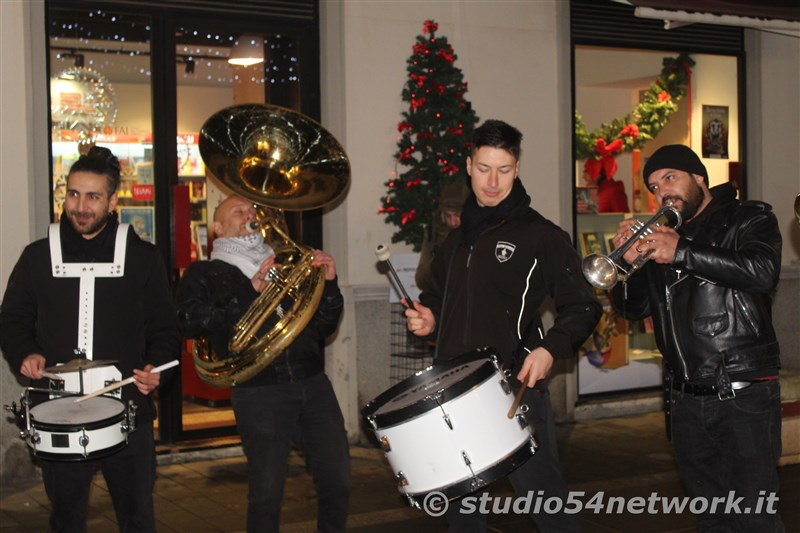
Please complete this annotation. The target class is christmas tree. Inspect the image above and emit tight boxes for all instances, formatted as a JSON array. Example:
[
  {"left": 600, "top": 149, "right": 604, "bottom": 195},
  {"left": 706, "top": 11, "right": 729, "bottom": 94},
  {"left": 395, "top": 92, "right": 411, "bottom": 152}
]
[{"left": 379, "top": 20, "right": 479, "bottom": 251}]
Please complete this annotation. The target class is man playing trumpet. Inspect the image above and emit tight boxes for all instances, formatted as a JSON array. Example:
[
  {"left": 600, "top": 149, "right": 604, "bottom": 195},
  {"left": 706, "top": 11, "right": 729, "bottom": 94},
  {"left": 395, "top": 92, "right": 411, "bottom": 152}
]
[{"left": 610, "top": 144, "right": 783, "bottom": 532}]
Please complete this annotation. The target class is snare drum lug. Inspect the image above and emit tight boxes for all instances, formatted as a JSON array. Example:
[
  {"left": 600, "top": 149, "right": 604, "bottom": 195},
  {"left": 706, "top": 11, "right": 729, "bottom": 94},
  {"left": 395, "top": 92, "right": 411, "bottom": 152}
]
[
  {"left": 443, "top": 413, "right": 453, "bottom": 430},
  {"left": 79, "top": 429, "right": 90, "bottom": 457},
  {"left": 515, "top": 413, "right": 529, "bottom": 430},
  {"left": 529, "top": 434, "right": 539, "bottom": 452},
  {"left": 499, "top": 379, "right": 511, "bottom": 395},
  {"left": 366, "top": 415, "right": 377, "bottom": 431},
  {"left": 489, "top": 354, "right": 502, "bottom": 371},
  {"left": 396, "top": 470, "right": 409, "bottom": 487},
  {"left": 405, "top": 495, "right": 420, "bottom": 509},
  {"left": 379, "top": 435, "right": 391, "bottom": 452},
  {"left": 470, "top": 475, "right": 487, "bottom": 492}
]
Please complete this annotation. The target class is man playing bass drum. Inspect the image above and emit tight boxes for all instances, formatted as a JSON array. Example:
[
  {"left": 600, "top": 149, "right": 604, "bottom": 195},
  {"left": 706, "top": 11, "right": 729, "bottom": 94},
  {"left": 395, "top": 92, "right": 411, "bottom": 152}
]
[{"left": 405, "top": 119, "right": 602, "bottom": 532}]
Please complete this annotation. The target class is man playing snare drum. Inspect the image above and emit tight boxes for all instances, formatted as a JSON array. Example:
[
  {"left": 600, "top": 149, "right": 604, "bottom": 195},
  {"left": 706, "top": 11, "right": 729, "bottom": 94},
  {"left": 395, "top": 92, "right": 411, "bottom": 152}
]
[
  {"left": 405, "top": 119, "right": 602, "bottom": 532},
  {"left": 0, "top": 146, "right": 180, "bottom": 532}
]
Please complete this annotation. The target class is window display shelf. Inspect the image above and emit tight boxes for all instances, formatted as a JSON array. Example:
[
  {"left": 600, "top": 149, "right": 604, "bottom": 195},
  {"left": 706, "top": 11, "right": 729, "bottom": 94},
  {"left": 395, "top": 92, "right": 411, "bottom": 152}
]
[{"left": 576, "top": 209, "right": 662, "bottom": 396}]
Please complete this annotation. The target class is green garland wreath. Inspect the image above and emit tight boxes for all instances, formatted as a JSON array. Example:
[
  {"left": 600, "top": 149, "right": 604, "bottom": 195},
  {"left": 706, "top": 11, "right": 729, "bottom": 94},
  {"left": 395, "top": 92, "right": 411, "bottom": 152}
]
[{"left": 575, "top": 53, "right": 695, "bottom": 162}]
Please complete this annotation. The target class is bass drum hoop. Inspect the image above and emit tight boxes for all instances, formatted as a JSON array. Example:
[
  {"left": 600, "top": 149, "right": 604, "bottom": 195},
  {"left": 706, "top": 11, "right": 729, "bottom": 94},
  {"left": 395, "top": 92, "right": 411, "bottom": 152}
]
[{"left": 362, "top": 347, "right": 498, "bottom": 428}]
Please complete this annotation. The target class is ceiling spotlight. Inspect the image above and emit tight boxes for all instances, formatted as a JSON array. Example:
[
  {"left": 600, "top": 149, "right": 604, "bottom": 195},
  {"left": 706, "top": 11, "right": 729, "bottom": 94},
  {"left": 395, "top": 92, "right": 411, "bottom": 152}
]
[
  {"left": 60, "top": 50, "right": 85, "bottom": 68},
  {"left": 228, "top": 34, "right": 264, "bottom": 66}
]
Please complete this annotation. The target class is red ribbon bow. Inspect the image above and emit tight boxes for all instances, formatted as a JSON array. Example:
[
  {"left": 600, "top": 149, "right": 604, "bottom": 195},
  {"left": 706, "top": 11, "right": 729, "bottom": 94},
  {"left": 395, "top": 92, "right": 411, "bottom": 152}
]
[{"left": 584, "top": 138, "right": 623, "bottom": 181}]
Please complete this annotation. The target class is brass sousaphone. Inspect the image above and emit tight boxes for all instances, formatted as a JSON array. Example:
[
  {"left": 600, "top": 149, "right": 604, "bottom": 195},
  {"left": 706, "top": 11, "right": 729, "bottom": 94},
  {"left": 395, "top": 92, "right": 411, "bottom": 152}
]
[{"left": 193, "top": 104, "right": 350, "bottom": 387}]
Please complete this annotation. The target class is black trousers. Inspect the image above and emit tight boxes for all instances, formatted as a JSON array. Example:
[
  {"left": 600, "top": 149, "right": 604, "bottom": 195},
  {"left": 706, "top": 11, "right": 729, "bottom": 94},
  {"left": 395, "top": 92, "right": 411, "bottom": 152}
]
[
  {"left": 671, "top": 380, "right": 784, "bottom": 532},
  {"left": 40, "top": 423, "right": 156, "bottom": 533},
  {"left": 230, "top": 373, "right": 351, "bottom": 533}
]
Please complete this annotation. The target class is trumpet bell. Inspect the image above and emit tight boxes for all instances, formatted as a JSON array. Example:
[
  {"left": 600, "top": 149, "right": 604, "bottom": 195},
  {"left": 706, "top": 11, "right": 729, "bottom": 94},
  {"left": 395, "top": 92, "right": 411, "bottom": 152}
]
[
  {"left": 580, "top": 204, "right": 682, "bottom": 291},
  {"left": 581, "top": 254, "right": 619, "bottom": 291},
  {"left": 199, "top": 104, "right": 350, "bottom": 211}
]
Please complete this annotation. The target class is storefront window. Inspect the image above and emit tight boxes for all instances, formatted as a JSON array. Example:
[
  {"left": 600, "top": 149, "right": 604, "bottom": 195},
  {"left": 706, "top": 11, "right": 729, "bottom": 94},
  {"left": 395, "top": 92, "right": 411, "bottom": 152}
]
[
  {"left": 49, "top": 8, "right": 156, "bottom": 243},
  {"left": 46, "top": 0, "right": 320, "bottom": 444},
  {"left": 174, "top": 25, "right": 304, "bottom": 434}
]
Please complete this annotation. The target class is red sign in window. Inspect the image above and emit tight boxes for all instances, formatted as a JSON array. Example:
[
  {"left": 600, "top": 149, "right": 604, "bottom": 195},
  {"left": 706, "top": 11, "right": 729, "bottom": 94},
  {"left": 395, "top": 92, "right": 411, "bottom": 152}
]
[{"left": 131, "top": 184, "right": 155, "bottom": 201}]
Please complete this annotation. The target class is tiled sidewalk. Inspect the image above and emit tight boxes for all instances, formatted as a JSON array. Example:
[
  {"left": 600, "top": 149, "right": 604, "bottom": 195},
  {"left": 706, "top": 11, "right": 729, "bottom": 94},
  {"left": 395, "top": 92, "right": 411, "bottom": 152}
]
[{"left": 2, "top": 411, "right": 798, "bottom": 532}]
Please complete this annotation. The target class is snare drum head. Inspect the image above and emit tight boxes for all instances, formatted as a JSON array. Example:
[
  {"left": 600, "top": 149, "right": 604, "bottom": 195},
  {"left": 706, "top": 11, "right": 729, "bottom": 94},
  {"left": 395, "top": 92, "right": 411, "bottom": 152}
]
[
  {"left": 363, "top": 347, "right": 500, "bottom": 426},
  {"left": 30, "top": 396, "right": 124, "bottom": 425}
]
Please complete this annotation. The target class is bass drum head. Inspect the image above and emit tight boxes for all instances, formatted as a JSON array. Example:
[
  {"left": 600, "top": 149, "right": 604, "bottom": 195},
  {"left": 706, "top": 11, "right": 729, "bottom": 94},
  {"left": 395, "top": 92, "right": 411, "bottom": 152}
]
[{"left": 362, "top": 347, "right": 499, "bottom": 428}]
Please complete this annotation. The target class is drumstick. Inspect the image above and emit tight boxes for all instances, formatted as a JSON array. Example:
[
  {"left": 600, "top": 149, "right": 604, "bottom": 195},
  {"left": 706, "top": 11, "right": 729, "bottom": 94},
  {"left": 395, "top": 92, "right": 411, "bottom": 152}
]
[
  {"left": 507, "top": 372, "right": 529, "bottom": 419},
  {"left": 39, "top": 370, "right": 64, "bottom": 380},
  {"left": 73, "top": 360, "right": 179, "bottom": 403},
  {"left": 375, "top": 244, "right": 417, "bottom": 310}
]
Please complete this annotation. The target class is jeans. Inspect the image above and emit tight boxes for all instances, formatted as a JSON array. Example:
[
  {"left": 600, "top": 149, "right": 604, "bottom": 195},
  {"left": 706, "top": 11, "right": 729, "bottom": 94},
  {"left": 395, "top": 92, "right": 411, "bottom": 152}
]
[
  {"left": 40, "top": 423, "right": 156, "bottom": 533},
  {"left": 445, "top": 389, "right": 579, "bottom": 533},
  {"left": 671, "top": 379, "right": 784, "bottom": 532},
  {"left": 231, "top": 373, "right": 351, "bottom": 533}
]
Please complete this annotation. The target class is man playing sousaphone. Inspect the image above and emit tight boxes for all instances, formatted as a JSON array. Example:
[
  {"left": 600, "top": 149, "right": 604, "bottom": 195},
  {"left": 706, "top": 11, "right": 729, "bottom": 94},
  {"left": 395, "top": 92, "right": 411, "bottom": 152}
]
[
  {"left": 404, "top": 119, "right": 602, "bottom": 531},
  {"left": 175, "top": 195, "right": 350, "bottom": 532},
  {"left": 0, "top": 146, "right": 181, "bottom": 532}
]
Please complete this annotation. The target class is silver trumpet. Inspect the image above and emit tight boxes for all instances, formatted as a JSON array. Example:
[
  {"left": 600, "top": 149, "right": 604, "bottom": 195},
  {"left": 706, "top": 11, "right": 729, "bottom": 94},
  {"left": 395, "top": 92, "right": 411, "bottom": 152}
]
[{"left": 581, "top": 204, "right": 682, "bottom": 290}]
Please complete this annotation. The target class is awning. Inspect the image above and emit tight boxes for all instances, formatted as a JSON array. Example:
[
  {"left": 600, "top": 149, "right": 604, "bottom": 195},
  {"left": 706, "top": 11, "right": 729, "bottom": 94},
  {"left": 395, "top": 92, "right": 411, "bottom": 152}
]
[{"left": 617, "top": 1, "right": 800, "bottom": 36}]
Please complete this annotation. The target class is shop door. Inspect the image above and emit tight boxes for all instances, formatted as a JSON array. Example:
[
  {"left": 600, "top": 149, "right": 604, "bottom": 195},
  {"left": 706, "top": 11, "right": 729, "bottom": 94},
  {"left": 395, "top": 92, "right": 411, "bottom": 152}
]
[{"left": 46, "top": 0, "right": 321, "bottom": 443}]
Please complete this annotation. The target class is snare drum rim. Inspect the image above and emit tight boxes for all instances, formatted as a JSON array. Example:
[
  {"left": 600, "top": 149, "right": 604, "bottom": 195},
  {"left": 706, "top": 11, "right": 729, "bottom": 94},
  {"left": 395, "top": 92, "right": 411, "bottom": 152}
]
[
  {"left": 33, "top": 441, "right": 129, "bottom": 462},
  {"left": 362, "top": 348, "right": 501, "bottom": 427},
  {"left": 29, "top": 396, "right": 127, "bottom": 433}
]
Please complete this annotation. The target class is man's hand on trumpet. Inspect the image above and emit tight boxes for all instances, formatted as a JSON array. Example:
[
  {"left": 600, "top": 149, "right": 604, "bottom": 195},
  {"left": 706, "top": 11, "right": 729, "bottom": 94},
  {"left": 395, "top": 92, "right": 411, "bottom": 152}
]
[{"left": 613, "top": 219, "right": 680, "bottom": 265}]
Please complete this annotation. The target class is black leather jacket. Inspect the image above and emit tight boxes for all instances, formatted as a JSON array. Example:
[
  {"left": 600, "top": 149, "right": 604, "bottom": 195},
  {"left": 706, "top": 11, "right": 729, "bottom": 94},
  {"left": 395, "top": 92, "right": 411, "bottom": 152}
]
[
  {"left": 175, "top": 259, "right": 343, "bottom": 387},
  {"left": 612, "top": 183, "right": 781, "bottom": 385}
]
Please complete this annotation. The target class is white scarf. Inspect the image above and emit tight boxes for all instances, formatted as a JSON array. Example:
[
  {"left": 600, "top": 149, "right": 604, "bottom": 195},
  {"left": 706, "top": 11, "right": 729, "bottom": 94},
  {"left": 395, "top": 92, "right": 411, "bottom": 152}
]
[{"left": 211, "top": 233, "right": 274, "bottom": 279}]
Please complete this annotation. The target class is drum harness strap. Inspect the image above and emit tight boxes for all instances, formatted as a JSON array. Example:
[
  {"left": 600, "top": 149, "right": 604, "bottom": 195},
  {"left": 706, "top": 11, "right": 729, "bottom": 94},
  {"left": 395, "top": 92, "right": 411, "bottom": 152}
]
[{"left": 48, "top": 223, "right": 130, "bottom": 360}]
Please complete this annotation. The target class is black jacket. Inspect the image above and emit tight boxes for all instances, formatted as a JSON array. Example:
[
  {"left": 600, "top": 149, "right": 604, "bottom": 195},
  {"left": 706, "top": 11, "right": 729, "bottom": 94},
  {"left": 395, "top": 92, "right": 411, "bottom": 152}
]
[
  {"left": 612, "top": 183, "right": 782, "bottom": 385},
  {"left": 175, "top": 259, "right": 343, "bottom": 386},
  {"left": 421, "top": 181, "right": 602, "bottom": 374},
  {"left": 0, "top": 217, "right": 181, "bottom": 421}
]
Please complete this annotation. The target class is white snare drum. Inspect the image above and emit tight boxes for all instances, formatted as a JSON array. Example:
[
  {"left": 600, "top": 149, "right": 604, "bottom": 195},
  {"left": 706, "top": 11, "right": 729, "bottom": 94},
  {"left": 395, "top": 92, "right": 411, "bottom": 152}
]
[
  {"left": 363, "top": 348, "right": 537, "bottom": 507},
  {"left": 25, "top": 395, "right": 135, "bottom": 461}
]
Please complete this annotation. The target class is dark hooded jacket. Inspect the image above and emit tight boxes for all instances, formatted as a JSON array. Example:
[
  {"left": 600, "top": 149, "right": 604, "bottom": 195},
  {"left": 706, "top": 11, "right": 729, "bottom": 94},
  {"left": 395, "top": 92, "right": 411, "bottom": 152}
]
[{"left": 421, "top": 178, "right": 602, "bottom": 377}]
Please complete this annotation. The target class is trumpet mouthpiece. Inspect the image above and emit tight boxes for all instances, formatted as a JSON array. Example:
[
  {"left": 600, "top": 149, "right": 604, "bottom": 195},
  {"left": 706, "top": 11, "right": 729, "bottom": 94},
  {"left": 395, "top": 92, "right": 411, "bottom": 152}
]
[
  {"left": 247, "top": 221, "right": 261, "bottom": 232},
  {"left": 375, "top": 244, "right": 391, "bottom": 262}
]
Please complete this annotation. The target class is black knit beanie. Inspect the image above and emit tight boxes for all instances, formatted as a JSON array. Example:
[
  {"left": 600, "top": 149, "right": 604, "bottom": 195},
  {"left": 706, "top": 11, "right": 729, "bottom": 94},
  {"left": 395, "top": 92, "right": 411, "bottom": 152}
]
[{"left": 643, "top": 145, "right": 708, "bottom": 186}]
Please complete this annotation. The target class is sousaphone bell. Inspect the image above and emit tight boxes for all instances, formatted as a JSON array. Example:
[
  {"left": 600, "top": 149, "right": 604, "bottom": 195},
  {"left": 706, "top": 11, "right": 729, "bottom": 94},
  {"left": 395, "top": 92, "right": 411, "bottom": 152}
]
[{"left": 193, "top": 104, "right": 350, "bottom": 387}]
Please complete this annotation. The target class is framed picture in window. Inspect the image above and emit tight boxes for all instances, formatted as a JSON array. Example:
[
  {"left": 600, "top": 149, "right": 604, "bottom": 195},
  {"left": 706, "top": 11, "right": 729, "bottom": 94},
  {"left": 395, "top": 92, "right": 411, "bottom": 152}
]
[
  {"left": 119, "top": 206, "right": 155, "bottom": 244},
  {"left": 579, "top": 232, "right": 606, "bottom": 258}
]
